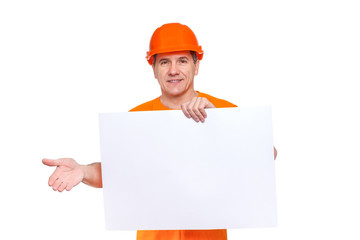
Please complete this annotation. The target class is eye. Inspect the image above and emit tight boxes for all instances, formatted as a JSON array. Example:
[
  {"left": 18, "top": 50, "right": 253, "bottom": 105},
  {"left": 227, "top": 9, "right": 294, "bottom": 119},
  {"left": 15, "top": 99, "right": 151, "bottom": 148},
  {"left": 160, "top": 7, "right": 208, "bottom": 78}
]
[
  {"left": 179, "top": 58, "right": 188, "bottom": 64},
  {"left": 160, "top": 60, "right": 168, "bottom": 65}
]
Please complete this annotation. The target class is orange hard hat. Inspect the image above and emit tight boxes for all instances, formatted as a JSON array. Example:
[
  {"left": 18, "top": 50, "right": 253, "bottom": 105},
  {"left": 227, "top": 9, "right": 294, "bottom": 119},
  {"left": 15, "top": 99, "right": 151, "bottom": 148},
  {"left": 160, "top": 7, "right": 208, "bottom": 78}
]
[{"left": 146, "top": 23, "right": 204, "bottom": 65}]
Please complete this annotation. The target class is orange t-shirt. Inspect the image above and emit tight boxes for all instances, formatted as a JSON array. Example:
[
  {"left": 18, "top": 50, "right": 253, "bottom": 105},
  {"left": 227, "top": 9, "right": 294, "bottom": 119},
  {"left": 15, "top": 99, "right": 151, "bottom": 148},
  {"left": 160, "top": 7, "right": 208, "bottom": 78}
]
[
  {"left": 130, "top": 91, "right": 237, "bottom": 112},
  {"left": 129, "top": 91, "right": 237, "bottom": 240}
]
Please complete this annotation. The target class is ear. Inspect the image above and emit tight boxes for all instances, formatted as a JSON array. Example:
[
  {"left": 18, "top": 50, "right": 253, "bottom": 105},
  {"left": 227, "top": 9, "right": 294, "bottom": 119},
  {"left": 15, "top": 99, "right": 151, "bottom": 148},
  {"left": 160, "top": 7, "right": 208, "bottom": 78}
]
[
  {"left": 152, "top": 64, "right": 157, "bottom": 79},
  {"left": 194, "top": 60, "right": 200, "bottom": 76}
]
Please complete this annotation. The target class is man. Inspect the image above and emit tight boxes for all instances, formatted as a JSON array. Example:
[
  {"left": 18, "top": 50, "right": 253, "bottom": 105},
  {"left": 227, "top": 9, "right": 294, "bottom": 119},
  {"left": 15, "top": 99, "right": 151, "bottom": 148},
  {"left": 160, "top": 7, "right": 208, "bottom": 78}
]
[{"left": 43, "top": 23, "right": 277, "bottom": 240}]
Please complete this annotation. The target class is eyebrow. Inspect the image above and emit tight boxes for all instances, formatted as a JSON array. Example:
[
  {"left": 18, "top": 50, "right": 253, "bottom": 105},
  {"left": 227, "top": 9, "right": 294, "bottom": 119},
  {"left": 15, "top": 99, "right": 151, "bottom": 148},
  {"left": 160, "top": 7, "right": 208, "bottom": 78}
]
[
  {"left": 159, "top": 58, "right": 170, "bottom": 62},
  {"left": 179, "top": 56, "right": 189, "bottom": 61},
  {"left": 159, "top": 56, "right": 189, "bottom": 62}
]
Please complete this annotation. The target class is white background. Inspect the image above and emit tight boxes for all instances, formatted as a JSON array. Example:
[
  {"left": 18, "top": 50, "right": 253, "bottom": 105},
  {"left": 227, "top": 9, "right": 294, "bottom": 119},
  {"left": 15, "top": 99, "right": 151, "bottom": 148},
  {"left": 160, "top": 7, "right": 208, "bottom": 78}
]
[{"left": 0, "top": 0, "right": 359, "bottom": 239}]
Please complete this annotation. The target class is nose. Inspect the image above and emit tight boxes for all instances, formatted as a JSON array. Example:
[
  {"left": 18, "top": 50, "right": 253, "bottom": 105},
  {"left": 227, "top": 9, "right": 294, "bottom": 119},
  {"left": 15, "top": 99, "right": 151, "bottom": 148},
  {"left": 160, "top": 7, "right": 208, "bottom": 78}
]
[{"left": 168, "top": 62, "right": 179, "bottom": 76}]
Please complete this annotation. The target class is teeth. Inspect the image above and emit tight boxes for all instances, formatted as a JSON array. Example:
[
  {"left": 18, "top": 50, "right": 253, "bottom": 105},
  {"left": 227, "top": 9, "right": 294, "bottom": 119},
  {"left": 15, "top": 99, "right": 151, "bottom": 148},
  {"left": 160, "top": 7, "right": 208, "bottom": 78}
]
[{"left": 169, "top": 80, "right": 181, "bottom": 82}]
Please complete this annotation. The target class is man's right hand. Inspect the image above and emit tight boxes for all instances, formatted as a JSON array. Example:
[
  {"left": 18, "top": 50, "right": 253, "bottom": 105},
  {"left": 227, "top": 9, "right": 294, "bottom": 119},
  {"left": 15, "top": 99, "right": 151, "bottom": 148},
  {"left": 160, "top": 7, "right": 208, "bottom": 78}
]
[
  {"left": 42, "top": 158, "right": 85, "bottom": 192},
  {"left": 181, "top": 97, "right": 215, "bottom": 123}
]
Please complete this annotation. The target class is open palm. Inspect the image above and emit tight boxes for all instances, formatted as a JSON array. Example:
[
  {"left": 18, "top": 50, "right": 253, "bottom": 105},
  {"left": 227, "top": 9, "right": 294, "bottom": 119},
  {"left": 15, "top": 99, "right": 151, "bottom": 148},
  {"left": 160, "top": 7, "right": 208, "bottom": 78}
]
[{"left": 42, "top": 158, "right": 85, "bottom": 192}]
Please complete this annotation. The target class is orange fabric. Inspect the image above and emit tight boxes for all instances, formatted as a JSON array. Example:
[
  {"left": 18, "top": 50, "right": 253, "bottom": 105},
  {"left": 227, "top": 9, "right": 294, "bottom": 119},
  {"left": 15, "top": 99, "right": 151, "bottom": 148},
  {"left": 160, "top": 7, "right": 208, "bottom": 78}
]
[
  {"left": 129, "top": 91, "right": 236, "bottom": 240},
  {"left": 130, "top": 91, "right": 237, "bottom": 112},
  {"left": 136, "top": 229, "right": 227, "bottom": 240}
]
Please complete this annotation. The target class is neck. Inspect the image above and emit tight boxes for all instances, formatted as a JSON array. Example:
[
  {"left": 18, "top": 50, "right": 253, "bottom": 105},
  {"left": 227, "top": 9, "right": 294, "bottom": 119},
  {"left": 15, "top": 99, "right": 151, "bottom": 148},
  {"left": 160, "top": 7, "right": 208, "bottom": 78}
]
[{"left": 160, "top": 90, "right": 198, "bottom": 109}]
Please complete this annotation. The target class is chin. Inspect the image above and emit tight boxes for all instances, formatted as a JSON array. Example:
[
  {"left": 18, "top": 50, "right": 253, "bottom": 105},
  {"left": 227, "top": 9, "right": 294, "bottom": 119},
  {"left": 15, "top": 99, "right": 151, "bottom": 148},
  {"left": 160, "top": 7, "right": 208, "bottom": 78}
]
[{"left": 165, "top": 89, "right": 185, "bottom": 97}]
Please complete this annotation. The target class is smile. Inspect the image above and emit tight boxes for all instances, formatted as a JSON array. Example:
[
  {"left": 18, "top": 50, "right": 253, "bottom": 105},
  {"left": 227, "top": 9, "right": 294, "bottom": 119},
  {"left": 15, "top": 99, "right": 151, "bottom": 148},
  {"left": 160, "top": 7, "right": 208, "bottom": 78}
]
[{"left": 167, "top": 79, "right": 182, "bottom": 83}]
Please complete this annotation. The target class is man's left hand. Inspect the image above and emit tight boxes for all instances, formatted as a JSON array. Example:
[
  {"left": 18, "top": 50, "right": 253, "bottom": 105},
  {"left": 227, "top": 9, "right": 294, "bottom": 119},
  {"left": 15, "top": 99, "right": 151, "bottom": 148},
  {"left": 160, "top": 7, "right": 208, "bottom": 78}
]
[{"left": 181, "top": 97, "right": 215, "bottom": 122}]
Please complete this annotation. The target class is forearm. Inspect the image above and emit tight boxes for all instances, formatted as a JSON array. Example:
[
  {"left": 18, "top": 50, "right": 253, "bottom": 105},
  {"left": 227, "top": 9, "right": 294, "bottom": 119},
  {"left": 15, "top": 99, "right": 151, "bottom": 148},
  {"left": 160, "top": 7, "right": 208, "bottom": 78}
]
[{"left": 82, "top": 162, "right": 103, "bottom": 188}]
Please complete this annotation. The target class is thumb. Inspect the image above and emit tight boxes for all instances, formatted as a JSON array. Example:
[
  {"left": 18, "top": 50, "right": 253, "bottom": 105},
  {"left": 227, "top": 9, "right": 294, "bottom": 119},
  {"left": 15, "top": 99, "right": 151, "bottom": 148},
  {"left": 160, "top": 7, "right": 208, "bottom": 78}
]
[
  {"left": 42, "top": 158, "right": 63, "bottom": 167},
  {"left": 205, "top": 100, "right": 215, "bottom": 109}
]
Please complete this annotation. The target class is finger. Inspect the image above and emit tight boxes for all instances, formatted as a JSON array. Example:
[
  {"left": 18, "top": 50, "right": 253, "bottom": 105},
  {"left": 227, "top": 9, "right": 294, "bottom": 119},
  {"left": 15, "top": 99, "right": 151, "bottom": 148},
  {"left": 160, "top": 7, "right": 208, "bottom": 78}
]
[
  {"left": 187, "top": 98, "right": 200, "bottom": 122},
  {"left": 198, "top": 98, "right": 209, "bottom": 120},
  {"left": 48, "top": 173, "right": 58, "bottom": 187},
  {"left": 58, "top": 182, "right": 67, "bottom": 192},
  {"left": 65, "top": 183, "right": 74, "bottom": 191},
  {"left": 193, "top": 98, "right": 206, "bottom": 123},
  {"left": 274, "top": 146, "right": 277, "bottom": 160},
  {"left": 52, "top": 178, "right": 62, "bottom": 191},
  {"left": 204, "top": 99, "right": 215, "bottom": 109},
  {"left": 181, "top": 103, "right": 191, "bottom": 118},
  {"left": 42, "top": 158, "right": 63, "bottom": 167}
]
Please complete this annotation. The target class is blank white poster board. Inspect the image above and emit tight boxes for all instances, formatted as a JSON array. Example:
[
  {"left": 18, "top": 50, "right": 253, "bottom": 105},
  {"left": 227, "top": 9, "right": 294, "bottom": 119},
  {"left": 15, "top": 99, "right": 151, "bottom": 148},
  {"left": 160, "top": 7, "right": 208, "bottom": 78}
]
[{"left": 99, "top": 107, "right": 277, "bottom": 230}]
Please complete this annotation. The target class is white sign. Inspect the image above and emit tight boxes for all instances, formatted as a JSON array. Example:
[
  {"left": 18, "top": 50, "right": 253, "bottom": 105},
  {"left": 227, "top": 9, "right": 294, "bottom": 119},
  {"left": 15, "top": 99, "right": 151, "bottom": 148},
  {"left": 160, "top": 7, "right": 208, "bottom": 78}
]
[{"left": 99, "top": 107, "right": 277, "bottom": 230}]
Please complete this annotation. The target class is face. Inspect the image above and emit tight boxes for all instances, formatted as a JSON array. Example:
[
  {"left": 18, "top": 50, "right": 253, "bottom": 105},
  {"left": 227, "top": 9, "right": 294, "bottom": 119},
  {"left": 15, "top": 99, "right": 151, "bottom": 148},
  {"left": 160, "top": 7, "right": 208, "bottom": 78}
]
[{"left": 152, "top": 51, "right": 199, "bottom": 98}]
